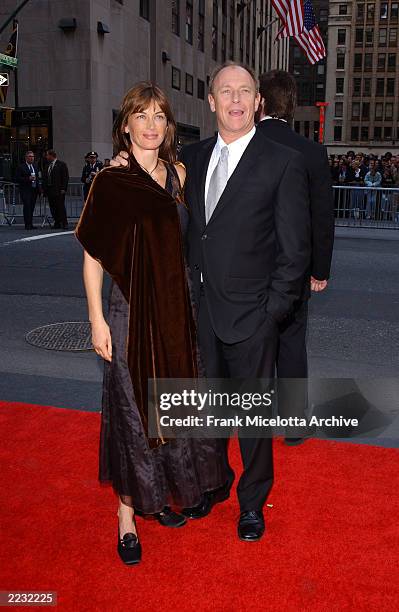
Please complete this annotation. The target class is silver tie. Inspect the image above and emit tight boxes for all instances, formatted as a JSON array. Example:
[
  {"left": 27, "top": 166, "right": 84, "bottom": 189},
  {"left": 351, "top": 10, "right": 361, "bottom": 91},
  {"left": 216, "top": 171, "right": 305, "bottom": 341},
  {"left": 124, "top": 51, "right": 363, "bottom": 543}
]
[{"left": 205, "top": 145, "right": 229, "bottom": 223}]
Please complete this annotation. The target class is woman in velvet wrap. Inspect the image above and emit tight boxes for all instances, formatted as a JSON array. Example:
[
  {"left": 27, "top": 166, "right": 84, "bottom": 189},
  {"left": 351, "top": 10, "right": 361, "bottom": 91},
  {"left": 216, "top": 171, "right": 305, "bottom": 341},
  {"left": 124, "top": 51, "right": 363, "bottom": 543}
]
[{"left": 75, "top": 83, "right": 226, "bottom": 565}]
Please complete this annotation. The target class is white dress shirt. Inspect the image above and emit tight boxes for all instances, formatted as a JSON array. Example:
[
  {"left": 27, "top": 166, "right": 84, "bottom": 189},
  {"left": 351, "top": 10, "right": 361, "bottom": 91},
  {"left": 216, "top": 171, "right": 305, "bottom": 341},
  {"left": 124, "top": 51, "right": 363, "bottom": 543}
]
[
  {"left": 204, "top": 126, "right": 256, "bottom": 203},
  {"left": 260, "top": 115, "right": 288, "bottom": 123}
]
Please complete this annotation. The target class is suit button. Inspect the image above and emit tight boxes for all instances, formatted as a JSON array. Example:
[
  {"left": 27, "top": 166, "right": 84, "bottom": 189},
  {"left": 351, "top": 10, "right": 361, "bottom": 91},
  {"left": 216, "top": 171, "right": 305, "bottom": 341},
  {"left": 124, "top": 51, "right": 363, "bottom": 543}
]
[
  {"left": 202, "top": 234, "right": 208, "bottom": 240},
  {"left": 194, "top": 264, "right": 200, "bottom": 271}
]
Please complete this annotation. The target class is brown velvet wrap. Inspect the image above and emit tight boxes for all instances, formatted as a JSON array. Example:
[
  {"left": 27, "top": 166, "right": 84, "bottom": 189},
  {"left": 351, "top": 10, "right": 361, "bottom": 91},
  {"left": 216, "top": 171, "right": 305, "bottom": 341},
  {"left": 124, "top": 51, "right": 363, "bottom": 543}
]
[{"left": 75, "top": 156, "right": 198, "bottom": 448}]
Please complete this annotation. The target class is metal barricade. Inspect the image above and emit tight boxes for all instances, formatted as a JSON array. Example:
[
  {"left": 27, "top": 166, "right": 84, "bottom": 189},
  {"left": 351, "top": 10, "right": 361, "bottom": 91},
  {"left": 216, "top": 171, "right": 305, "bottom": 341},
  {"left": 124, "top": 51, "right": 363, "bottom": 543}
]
[
  {"left": 333, "top": 185, "right": 399, "bottom": 229},
  {"left": 0, "top": 181, "right": 18, "bottom": 225},
  {"left": 0, "top": 181, "right": 85, "bottom": 226}
]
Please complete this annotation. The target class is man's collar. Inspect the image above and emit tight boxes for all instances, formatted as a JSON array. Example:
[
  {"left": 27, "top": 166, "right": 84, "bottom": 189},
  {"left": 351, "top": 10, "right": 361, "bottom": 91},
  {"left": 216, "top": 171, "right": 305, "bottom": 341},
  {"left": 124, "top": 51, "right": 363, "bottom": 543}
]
[
  {"left": 260, "top": 115, "right": 288, "bottom": 123},
  {"left": 216, "top": 126, "right": 256, "bottom": 150}
]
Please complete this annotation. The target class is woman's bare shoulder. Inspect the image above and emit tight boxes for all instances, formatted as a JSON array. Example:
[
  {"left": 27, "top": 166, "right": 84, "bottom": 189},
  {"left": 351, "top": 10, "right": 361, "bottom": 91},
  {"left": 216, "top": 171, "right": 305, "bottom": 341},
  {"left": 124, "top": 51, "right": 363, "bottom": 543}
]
[{"left": 173, "top": 161, "right": 186, "bottom": 187}]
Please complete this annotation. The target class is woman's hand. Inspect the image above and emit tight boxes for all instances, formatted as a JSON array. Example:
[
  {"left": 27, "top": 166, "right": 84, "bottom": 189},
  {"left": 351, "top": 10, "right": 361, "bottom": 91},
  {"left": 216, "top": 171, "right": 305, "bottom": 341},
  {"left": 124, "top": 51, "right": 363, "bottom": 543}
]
[{"left": 91, "top": 318, "right": 112, "bottom": 362}]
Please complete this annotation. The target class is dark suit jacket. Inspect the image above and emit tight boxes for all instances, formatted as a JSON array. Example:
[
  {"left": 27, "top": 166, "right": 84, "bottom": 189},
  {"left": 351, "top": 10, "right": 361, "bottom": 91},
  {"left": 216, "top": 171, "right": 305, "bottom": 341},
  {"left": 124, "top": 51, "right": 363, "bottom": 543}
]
[
  {"left": 180, "top": 129, "right": 311, "bottom": 344},
  {"left": 43, "top": 159, "right": 69, "bottom": 196},
  {"left": 257, "top": 119, "right": 334, "bottom": 282},
  {"left": 15, "top": 162, "right": 40, "bottom": 193}
]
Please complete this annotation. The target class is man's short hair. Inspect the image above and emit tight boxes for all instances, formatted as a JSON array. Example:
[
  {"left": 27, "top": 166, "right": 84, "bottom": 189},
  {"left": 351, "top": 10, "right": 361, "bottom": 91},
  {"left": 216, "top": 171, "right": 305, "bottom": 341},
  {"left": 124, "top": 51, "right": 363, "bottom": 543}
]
[
  {"left": 25, "top": 150, "right": 34, "bottom": 156},
  {"left": 47, "top": 149, "right": 57, "bottom": 157},
  {"left": 258, "top": 70, "right": 297, "bottom": 123},
  {"left": 208, "top": 61, "right": 258, "bottom": 94}
]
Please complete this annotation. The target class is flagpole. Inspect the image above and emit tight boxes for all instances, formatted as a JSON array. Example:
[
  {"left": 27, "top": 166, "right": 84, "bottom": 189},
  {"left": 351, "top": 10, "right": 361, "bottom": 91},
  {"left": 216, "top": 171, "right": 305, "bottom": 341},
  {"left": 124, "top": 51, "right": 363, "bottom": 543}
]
[{"left": 0, "top": 0, "right": 31, "bottom": 36}]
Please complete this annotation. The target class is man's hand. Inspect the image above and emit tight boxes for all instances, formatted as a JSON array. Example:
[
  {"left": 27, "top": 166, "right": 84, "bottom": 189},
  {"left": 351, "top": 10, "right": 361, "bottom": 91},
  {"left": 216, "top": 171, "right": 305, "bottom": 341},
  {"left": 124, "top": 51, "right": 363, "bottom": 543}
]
[
  {"left": 110, "top": 150, "right": 129, "bottom": 167},
  {"left": 311, "top": 277, "right": 328, "bottom": 292},
  {"left": 60, "top": 190, "right": 66, "bottom": 195}
]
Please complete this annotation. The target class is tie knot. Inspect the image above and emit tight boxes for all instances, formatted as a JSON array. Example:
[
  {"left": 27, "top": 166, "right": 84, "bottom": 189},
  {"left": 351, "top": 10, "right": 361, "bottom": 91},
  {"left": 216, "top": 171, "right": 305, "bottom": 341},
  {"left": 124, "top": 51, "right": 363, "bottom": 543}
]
[{"left": 220, "top": 145, "right": 229, "bottom": 160}]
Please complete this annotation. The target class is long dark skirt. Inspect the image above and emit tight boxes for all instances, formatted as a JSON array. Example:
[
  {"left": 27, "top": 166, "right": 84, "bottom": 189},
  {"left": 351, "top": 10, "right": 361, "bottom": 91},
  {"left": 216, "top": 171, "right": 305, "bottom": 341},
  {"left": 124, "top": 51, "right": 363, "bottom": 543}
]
[{"left": 99, "top": 282, "right": 226, "bottom": 514}]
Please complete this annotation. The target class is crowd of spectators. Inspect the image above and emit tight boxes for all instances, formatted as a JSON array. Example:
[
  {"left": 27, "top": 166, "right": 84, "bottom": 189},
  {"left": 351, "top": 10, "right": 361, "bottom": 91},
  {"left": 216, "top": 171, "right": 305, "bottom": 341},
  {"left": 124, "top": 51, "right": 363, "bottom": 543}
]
[{"left": 329, "top": 151, "right": 399, "bottom": 221}]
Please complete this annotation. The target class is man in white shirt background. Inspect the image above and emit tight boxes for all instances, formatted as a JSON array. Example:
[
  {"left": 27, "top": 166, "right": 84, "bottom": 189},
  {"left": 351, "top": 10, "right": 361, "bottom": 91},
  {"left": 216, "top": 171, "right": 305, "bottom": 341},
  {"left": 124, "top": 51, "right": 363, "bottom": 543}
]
[{"left": 15, "top": 150, "right": 41, "bottom": 230}]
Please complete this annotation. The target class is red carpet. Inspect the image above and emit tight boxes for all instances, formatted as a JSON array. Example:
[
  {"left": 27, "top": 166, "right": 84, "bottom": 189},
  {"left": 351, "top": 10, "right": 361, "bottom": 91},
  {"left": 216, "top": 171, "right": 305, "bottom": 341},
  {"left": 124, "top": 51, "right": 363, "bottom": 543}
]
[{"left": 0, "top": 401, "right": 398, "bottom": 611}]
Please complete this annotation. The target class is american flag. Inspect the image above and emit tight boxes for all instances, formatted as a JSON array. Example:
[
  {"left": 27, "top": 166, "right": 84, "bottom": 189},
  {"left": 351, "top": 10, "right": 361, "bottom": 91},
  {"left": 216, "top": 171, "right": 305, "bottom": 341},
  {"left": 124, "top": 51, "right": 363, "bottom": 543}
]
[
  {"left": 272, "top": 0, "right": 304, "bottom": 39},
  {"left": 272, "top": 0, "right": 326, "bottom": 64}
]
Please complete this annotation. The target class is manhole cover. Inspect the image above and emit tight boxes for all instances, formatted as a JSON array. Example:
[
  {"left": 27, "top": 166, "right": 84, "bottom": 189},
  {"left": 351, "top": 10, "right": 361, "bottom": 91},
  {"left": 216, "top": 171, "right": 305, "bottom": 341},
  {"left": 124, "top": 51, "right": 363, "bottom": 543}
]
[{"left": 25, "top": 321, "right": 93, "bottom": 351}]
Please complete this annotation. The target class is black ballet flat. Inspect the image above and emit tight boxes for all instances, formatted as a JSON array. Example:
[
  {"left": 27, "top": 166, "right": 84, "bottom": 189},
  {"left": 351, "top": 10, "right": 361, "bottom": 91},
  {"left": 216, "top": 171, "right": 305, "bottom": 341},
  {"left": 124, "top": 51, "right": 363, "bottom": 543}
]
[
  {"left": 154, "top": 506, "right": 187, "bottom": 528},
  {"left": 117, "top": 529, "right": 142, "bottom": 565}
]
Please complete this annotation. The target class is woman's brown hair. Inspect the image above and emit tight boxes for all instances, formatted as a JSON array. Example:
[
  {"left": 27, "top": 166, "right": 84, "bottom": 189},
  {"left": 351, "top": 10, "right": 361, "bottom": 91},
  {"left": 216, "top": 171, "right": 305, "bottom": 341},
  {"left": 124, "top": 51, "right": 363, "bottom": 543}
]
[{"left": 113, "top": 82, "right": 177, "bottom": 163}]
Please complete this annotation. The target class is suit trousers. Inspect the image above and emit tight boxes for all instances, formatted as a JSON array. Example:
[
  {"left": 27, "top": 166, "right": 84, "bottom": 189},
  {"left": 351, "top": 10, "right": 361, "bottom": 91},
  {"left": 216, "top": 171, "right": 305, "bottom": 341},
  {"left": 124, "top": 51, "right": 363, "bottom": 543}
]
[
  {"left": 48, "top": 193, "right": 68, "bottom": 227},
  {"left": 276, "top": 301, "right": 308, "bottom": 436},
  {"left": 20, "top": 188, "right": 38, "bottom": 228},
  {"left": 197, "top": 287, "right": 277, "bottom": 512}
]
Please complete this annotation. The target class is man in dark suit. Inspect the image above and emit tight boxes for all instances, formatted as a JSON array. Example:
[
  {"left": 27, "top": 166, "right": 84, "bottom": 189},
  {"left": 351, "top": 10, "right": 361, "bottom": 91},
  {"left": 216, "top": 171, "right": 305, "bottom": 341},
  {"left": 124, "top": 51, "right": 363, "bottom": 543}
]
[
  {"left": 15, "top": 150, "right": 40, "bottom": 229},
  {"left": 257, "top": 70, "right": 335, "bottom": 444},
  {"left": 179, "top": 62, "right": 311, "bottom": 541},
  {"left": 81, "top": 151, "right": 103, "bottom": 201},
  {"left": 43, "top": 149, "right": 69, "bottom": 229}
]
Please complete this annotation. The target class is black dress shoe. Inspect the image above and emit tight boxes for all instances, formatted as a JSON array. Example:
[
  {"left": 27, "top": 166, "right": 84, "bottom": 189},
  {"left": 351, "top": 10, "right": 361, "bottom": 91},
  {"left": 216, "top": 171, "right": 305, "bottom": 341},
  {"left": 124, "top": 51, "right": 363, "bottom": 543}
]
[
  {"left": 154, "top": 506, "right": 187, "bottom": 528},
  {"left": 284, "top": 437, "right": 306, "bottom": 446},
  {"left": 238, "top": 511, "right": 265, "bottom": 542},
  {"left": 117, "top": 530, "right": 142, "bottom": 565},
  {"left": 25, "top": 225, "right": 36, "bottom": 230},
  {"left": 181, "top": 485, "right": 230, "bottom": 519},
  {"left": 52, "top": 224, "right": 61, "bottom": 230}
]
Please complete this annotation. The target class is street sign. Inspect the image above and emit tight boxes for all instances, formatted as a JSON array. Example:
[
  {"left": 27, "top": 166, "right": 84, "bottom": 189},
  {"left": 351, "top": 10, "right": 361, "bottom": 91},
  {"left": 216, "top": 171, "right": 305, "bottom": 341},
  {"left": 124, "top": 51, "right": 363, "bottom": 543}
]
[
  {"left": 0, "top": 73, "right": 9, "bottom": 87},
  {"left": 0, "top": 53, "right": 18, "bottom": 68}
]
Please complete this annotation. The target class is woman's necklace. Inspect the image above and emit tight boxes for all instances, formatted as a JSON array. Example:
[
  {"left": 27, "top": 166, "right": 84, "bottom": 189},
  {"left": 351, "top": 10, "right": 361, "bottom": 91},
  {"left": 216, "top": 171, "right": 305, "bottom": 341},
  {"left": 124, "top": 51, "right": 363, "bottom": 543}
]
[{"left": 138, "top": 160, "right": 159, "bottom": 183}]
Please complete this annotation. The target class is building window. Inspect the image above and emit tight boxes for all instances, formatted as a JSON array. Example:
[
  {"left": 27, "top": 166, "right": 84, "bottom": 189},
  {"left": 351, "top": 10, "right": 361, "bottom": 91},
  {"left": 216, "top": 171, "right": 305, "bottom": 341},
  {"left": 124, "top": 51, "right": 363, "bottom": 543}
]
[
  {"left": 384, "top": 126, "right": 392, "bottom": 139},
  {"left": 351, "top": 126, "right": 359, "bottom": 140},
  {"left": 304, "top": 121, "right": 310, "bottom": 138},
  {"left": 386, "top": 78, "right": 395, "bottom": 96},
  {"left": 388, "top": 53, "right": 396, "bottom": 70},
  {"left": 353, "top": 78, "right": 361, "bottom": 96},
  {"left": 354, "top": 53, "right": 362, "bottom": 70},
  {"left": 352, "top": 102, "right": 360, "bottom": 118},
  {"left": 212, "top": 1, "right": 218, "bottom": 61},
  {"left": 186, "top": 1, "right": 193, "bottom": 44},
  {"left": 198, "top": 14, "right": 204, "bottom": 51},
  {"left": 313, "top": 121, "right": 320, "bottom": 142},
  {"left": 375, "top": 102, "right": 383, "bottom": 119},
  {"left": 229, "top": 0, "right": 235, "bottom": 59},
  {"left": 335, "top": 102, "right": 343, "bottom": 117},
  {"left": 337, "top": 29, "right": 346, "bottom": 45},
  {"left": 365, "top": 28, "right": 374, "bottom": 44},
  {"left": 385, "top": 103, "right": 393, "bottom": 119},
  {"left": 367, "top": 3, "right": 375, "bottom": 20},
  {"left": 376, "top": 78, "right": 385, "bottom": 95},
  {"left": 355, "top": 28, "right": 364, "bottom": 44},
  {"left": 357, "top": 3, "right": 365, "bottom": 20},
  {"left": 197, "top": 78, "right": 205, "bottom": 100},
  {"left": 337, "top": 51, "right": 345, "bottom": 69},
  {"left": 379, "top": 28, "right": 387, "bottom": 45},
  {"left": 360, "top": 126, "right": 369, "bottom": 141},
  {"left": 336, "top": 77, "right": 344, "bottom": 94},
  {"left": 334, "top": 126, "right": 342, "bottom": 141},
  {"left": 139, "top": 0, "right": 149, "bottom": 20},
  {"left": 222, "top": 32, "right": 227, "bottom": 61},
  {"left": 380, "top": 3, "right": 388, "bottom": 19},
  {"left": 185, "top": 73, "right": 193, "bottom": 95},
  {"left": 374, "top": 126, "right": 382, "bottom": 140},
  {"left": 294, "top": 121, "right": 301, "bottom": 134},
  {"left": 364, "top": 53, "right": 373, "bottom": 71},
  {"left": 391, "top": 3, "right": 399, "bottom": 20},
  {"left": 364, "top": 78, "right": 371, "bottom": 95},
  {"left": 172, "top": 66, "right": 181, "bottom": 90},
  {"left": 362, "top": 102, "right": 370, "bottom": 119},
  {"left": 389, "top": 28, "right": 397, "bottom": 44},
  {"left": 246, "top": 5, "right": 250, "bottom": 65},
  {"left": 339, "top": 4, "right": 348, "bottom": 16},
  {"left": 172, "top": 0, "right": 180, "bottom": 35},
  {"left": 377, "top": 53, "right": 386, "bottom": 70},
  {"left": 320, "top": 9, "right": 328, "bottom": 22}
]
